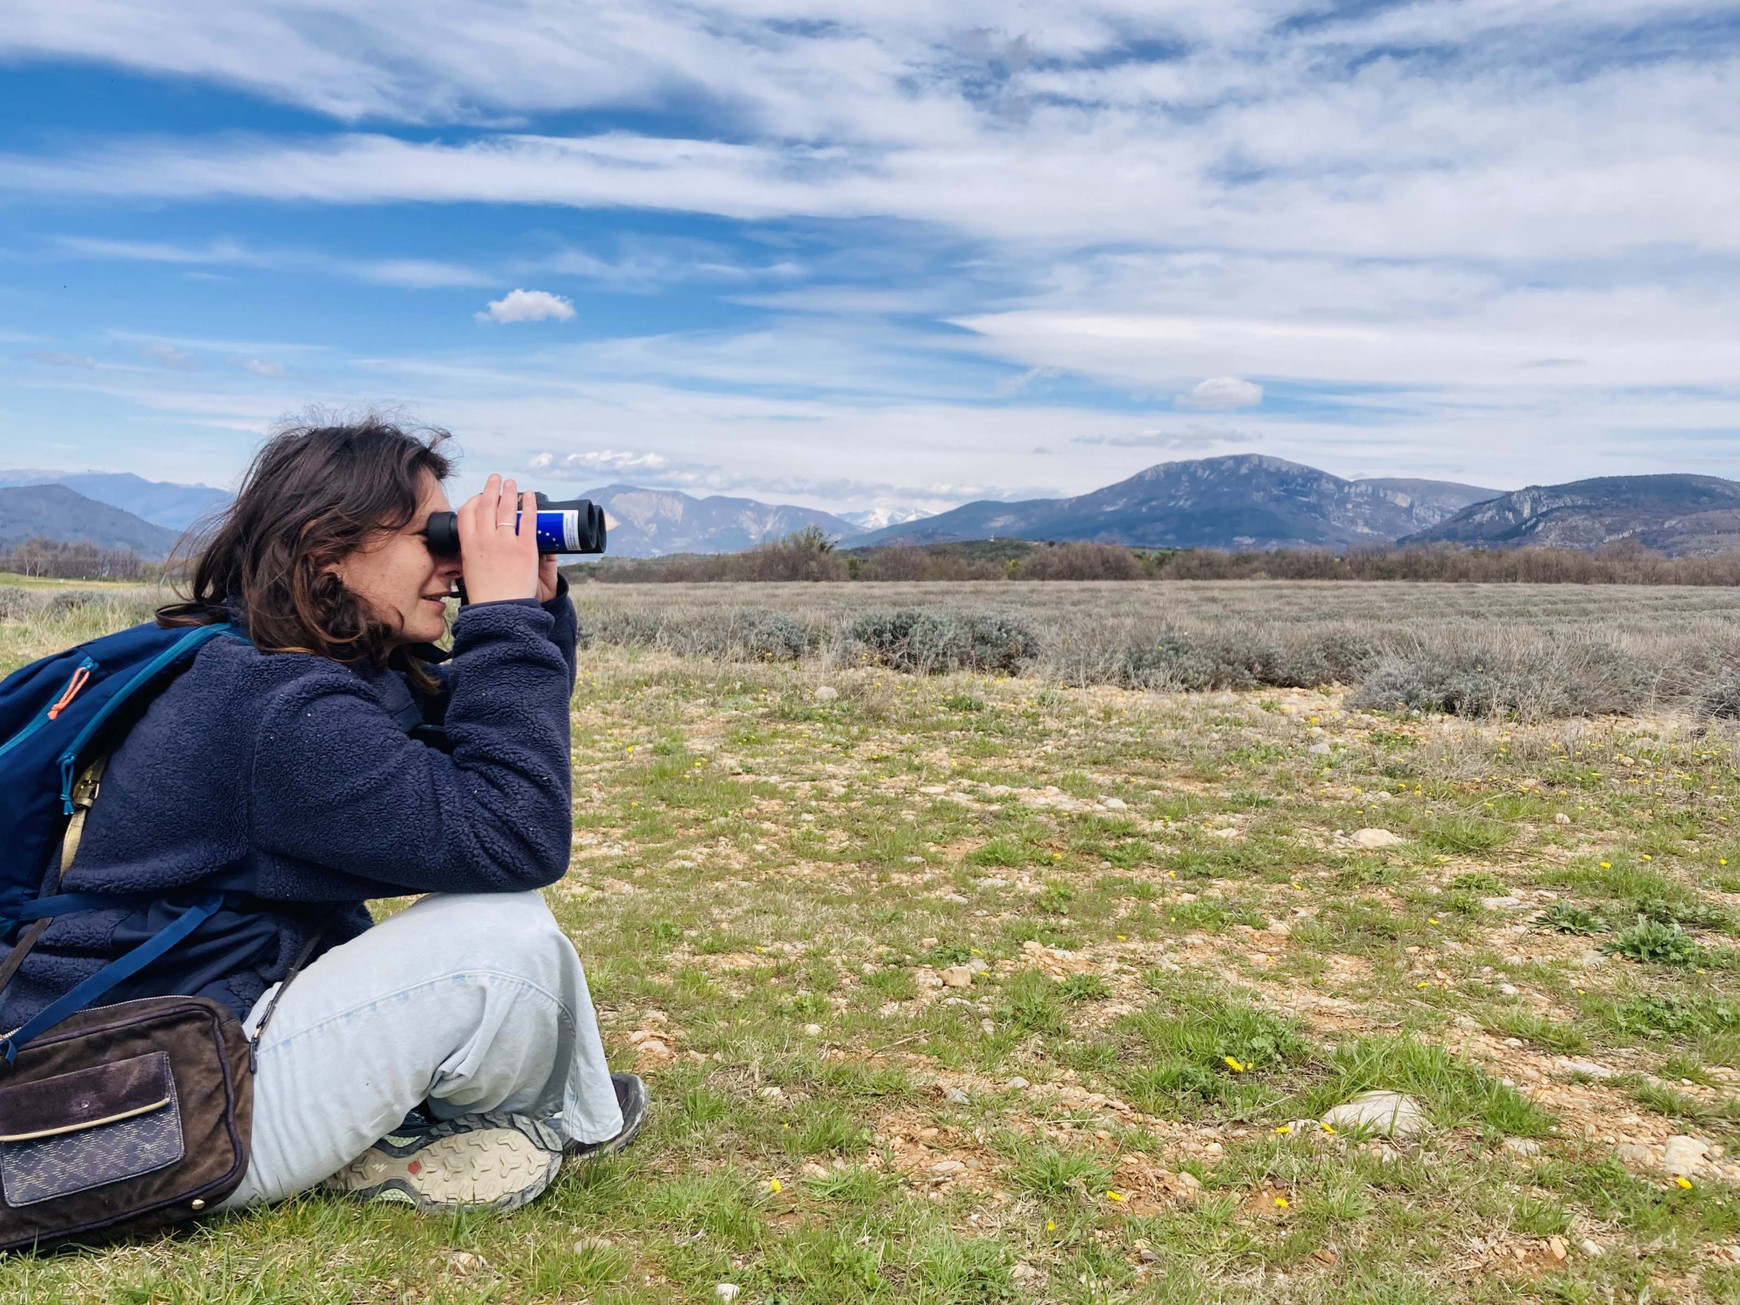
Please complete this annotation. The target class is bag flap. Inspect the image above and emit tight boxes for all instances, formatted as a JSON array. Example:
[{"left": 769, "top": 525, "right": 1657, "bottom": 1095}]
[{"left": 0, "top": 1051, "right": 172, "bottom": 1142}]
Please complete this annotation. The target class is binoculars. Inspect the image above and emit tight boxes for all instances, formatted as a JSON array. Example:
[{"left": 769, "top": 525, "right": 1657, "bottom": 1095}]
[{"left": 425, "top": 494, "right": 607, "bottom": 555}]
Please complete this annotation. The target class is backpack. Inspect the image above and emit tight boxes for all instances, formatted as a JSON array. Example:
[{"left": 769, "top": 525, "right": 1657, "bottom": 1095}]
[{"left": 0, "top": 618, "right": 265, "bottom": 1251}]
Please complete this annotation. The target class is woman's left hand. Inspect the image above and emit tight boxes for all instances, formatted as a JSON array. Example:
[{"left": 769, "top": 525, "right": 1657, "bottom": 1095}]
[{"left": 537, "top": 555, "right": 559, "bottom": 603}]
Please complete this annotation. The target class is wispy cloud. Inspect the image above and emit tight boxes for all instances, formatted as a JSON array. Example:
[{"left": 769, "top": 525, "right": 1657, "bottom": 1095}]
[
  {"left": 1073, "top": 426, "right": 1262, "bottom": 451},
  {"left": 56, "top": 235, "right": 493, "bottom": 289},
  {"left": 26, "top": 351, "right": 97, "bottom": 368},
  {"left": 1176, "top": 377, "right": 1262, "bottom": 411}
]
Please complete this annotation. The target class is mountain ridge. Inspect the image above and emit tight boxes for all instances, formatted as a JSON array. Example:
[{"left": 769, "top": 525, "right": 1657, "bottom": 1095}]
[
  {"left": 847, "top": 455, "right": 1504, "bottom": 551},
  {"left": 0, "top": 484, "right": 183, "bottom": 558},
  {"left": 1401, "top": 474, "right": 1739, "bottom": 556}
]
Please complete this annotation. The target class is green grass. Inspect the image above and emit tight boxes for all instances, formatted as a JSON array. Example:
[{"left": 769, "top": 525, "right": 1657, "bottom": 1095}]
[{"left": 3, "top": 588, "right": 1738, "bottom": 1304}]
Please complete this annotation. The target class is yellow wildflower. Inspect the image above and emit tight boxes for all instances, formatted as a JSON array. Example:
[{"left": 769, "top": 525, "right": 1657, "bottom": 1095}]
[
  {"left": 1105, "top": 1191, "right": 1124, "bottom": 1202},
  {"left": 768, "top": 1178, "right": 783, "bottom": 1193},
  {"left": 1274, "top": 1197, "right": 1289, "bottom": 1208},
  {"left": 1224, "top": 1056, "right": 1246, "bottom": 1072},
  {"left": 1675, "top": 1176, "right": 1692, "bottom": 1190}
]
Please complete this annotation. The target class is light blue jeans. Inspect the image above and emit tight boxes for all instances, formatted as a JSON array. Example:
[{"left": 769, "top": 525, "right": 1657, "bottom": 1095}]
[{"left": 219, "top": 891, "right": 624, "bottom": 1208}]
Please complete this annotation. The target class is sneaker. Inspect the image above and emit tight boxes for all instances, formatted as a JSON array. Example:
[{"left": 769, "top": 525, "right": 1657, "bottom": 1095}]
[
  {"left": 323, "top": 1111, "right": 564, "bottom": 1213},
  {"left": 566, "top": 1072, "right": 649, "bottom": 1158}
]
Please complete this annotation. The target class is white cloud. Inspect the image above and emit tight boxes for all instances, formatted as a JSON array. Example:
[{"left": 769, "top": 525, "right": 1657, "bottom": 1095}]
[
  {"left": 475, "top": 288, "right": 577, "bottom": 324},
  {"left": 1074, "top": 425, "right": 1262, "bottom": 450},
  {"left": 27, "top": 351, "right": 97, "bottom": 368},
  {"left": 1175, "top": 377, "right": 1262, "bottom": 411},
  {"left": 141, "top": 341, "right": 199, "bottom": 371},
  {"left": 531, "top": 449, "right": 668, "bottom": 472},
  {"left": 238, "top": 358, "right": 286, "bottom": 377},
  {"left": 56, "top": 235, "right": 493, "bottom": 288}
]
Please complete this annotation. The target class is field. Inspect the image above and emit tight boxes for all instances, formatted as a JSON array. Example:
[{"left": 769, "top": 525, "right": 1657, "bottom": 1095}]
[{"left": 2, "top": 580, "right": 1737, "bottom": 1304}]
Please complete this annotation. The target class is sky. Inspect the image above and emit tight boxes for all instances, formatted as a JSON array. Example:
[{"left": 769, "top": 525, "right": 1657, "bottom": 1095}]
[{"left": 0, "top": 1, "right": 1735, "bottom": 516}]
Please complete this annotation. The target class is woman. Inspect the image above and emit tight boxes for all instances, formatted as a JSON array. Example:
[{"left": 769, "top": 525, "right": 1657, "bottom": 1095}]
[{"left": 0, "top": 419, "right": 644, "bottom": 1213}]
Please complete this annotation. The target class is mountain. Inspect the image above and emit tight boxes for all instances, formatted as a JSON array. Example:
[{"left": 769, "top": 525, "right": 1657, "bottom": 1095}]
[
  {"left": 848, "top": 455, "right": 1504, "bottom": 550},
  {"left": 581, "top": 485, "right": 859, "bottom": 557},
  {"left": 0, "top": 484, "right": 183, "bottom": 558},
  {"left": 0, "top": 470, "right": 231, "bottom": 530},
  {"left": 839, "top": 506, "right": 934, "bottom": 532},
  {"left": 1401, "top": 475, "right": 1739, "bottom": 556}
]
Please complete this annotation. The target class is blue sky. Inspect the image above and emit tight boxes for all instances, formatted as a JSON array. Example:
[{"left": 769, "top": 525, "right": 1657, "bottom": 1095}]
[{"left": 1, "top": 1, "right": 1735, "bottom": 515}]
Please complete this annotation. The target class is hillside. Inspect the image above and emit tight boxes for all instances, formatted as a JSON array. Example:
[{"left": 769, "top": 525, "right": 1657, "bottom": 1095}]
[
  {"left": 0, "top": 484, "right": 182, "bottom": 557},
  {"left": 0, "top": 470, "right": 231, "bottom": 530},
  {"left": 582, "top": 484, "right": 858, "bottom": 557},
  {"left": 1401, "top": 474, "right": 1739, "bottom": 556},
  {"left": 849, "top": 455, "right": 1502, "bottom": 550}
]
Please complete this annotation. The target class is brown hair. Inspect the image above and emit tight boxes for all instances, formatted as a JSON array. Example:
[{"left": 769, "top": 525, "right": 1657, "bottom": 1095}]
[{"left": 159, "top": 418, "right": 452, "bottom": 684}]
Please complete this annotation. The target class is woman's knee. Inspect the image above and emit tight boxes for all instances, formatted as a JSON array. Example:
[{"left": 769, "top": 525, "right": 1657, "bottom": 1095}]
[{"left": 395, "top": 890, "right": 574, "bottom": 977}]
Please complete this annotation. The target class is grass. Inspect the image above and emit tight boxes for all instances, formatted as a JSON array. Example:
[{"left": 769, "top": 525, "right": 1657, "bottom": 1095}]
[{"left": 1, "top": 582, "right": 1738, "bottom": 1302}]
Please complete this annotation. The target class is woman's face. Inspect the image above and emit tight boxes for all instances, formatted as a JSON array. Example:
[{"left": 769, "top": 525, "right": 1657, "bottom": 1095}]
[{"left": 332, "top": 471, "right": 463, "bottom": 647}]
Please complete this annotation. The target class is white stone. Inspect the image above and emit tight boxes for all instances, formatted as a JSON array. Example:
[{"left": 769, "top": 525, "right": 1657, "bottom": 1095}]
[
  {"left": 1497, "top": 983, "right": 1521, "bottom": 996},
  {"left": 804, "top": 1023, "right": 822, "bottom": 1036},
  {"left": 715, "top": 1285, "right": 742, "bottom": 1303},
  {"left": 1578, "top": 1239, "right": 1603, "bottom": 1258},
  {"left": 1321, "top": 1090, "right": 1431, "bottom": 1138},
  {"left": 1662, "top": 1135, "right": 1711, "bottom": 1178},
  {"left": 814, "top": 686, "right": 838, "bottom": 702},
  {"left": 1307, "top": 742, "right": 1332, "bottom": 755},
  {"left": 1350, "top": 828, "right": 1405, "bottom": 849},
  {"left": 1500, "top": 1136, "right": 1542, "bottom": 1157},
  {"left": 1007, "top": 1076, "right": 1030, "bottom": 1090},
  {"left": 1266, "top": 920, "right": 1291, "bottom": 937},
  {"left": 946, "top": 1087, "right": 971, "bottom": 1105},
  {"left": 941, "top": 966, "right": 974, "bottom": 988},
  {"left": 1554, "top": 813, "right": 1572, "bottom": 825},
  {"left": 1207, "top": 826, "right": 1241, "bottom": 840},
  {"left": 1615, "top": 1142, "right": 1656, "bottom": 1168},
  {"left": 1560, "top": 1060, "right": 1616, "bottom": 1080},
  {"left": 1480, "top": 896, "right": 1525, "bottom": 911},
  {"left": 931, "top": 1159, "right": 966, "bottom": 1175},
  {"left": 1101, "top": 796, "right": 1129, "bottom": 811}
]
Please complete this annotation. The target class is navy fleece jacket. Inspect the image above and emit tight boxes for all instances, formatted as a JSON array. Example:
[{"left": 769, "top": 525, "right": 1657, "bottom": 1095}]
[{"left": 0, "top": 584, "right": 579, "bottom": 1028}]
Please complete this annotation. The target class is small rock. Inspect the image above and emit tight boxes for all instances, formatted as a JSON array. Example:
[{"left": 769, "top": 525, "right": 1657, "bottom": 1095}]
[
  {"left": 1500, "top": 1137, "right": 1542, "bottom": 1158},
  {"left": 715, "top": 1285, "right": 742, "bottom": 1303},
  {"left": 1662, "top": 1135, "right": 1711, "bottom": 1178},
  {"left": 1615, "top": 1142, "right": 1656, "bottom": 1169},
  {"left": 758, "top": 1085, "right": 783, "bottom": 1099},
  {"left": 931, "top": 1159, "right": 966, "bottom": 1175},
  {"left": 445, "top": 1252, "right": 489, "bottom": 1276},
  {"left": 574, "top": 1237, "right": 613, "bottom": 1254},
  {"left": 941, "top": 966, "right": 974, "bottom": 989},
  {"left": 1101, "top": 796, "right": 1128, "bottom": 811},
  {"left": 1176, "top": 1170, "right": 1202, "bottom": 1190},
  {"left": 1572, "top": 950, "right": 1606, "bottom": 968},
  {"left": 1307, "top": 742, "right": 1332, "bottom": 755},
  {"left": 1322, "top": 1090, "right": 1431, "bottom": 1138},
  {"left": 946, "top": 1087, "right": 971, "bottom": 1105},
  {"left": 1312, "top": 1248, "right": 1340, "bottom": 1266},
  {"left": 1554, "top": 812, "right": 1572, "bottom": 825},
  {"left": 968, "top": 958, "right": 990, "bottom": 974},
  {"left": 1207, "top": 826, "right": 1241, "bottom": 840},
  {"left": 1561, "top": 1060, "right": 1616, "bottom": 1080},
  {"left": 1138, "top": 1247, "right": 1161, "bottom": 1263},
  {"left": 1497, "top": 983, "right": 1521, "bottom": 997},
  {"left": 804, "top": 1023, "right": 822, "bottom": 1036},
  {"left": 1547, "top": 1235, "right": 1567, "bottom": 1263},
  {"left": 1452, "top": 1014, "right": 1479, "bottom": 1030},
  {"left": 1007, "top": 1076, "right": 1030, "bottom": 1090},
  {"left": 801, "top": 1162, "right": 831, "bottom": 1180},
  {"left": 1481, "top": 895, "right": 1524, "bottom": 911},
  {"left": 814, "top": 686, "right": 838, "bottom": 702},
  {"left": 1579, "top": 1239, "right": 1603, "bottom": 1258},
  {"left": 1350, "top": 828, "right": 1405, "bottom": 849},
  {"left": 1265, "top": 920, "right": 1291, "bottom": 937}
]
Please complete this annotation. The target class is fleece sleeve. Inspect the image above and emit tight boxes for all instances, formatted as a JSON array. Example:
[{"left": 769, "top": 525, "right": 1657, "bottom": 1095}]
[{"left": 247, "top": 602, "right": 574, "bottom": 895}]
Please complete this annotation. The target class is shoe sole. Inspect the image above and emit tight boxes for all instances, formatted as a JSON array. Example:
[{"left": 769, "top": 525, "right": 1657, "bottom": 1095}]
[{"left": 327, "top": 1118, "right": 562, "bottom": 1213}]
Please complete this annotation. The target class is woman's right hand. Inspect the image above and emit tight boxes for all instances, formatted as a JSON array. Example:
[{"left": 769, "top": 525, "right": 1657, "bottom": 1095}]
[{"left": 456, "top": 474, "right": 540, "bottom": 604}]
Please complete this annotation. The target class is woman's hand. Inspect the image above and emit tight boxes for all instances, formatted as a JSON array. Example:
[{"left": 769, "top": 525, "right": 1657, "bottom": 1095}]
[
  {"left": 537, "top": 555, "right": 560, "bottom": 603},
  {"left": 456, "top": 475, "right": 539, "bottom": 604}
]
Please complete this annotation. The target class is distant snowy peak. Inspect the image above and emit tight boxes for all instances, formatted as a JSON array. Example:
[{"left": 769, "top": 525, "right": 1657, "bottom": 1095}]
[{"left": 838, "top": 506, "right": 934, "bottom": 531}]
